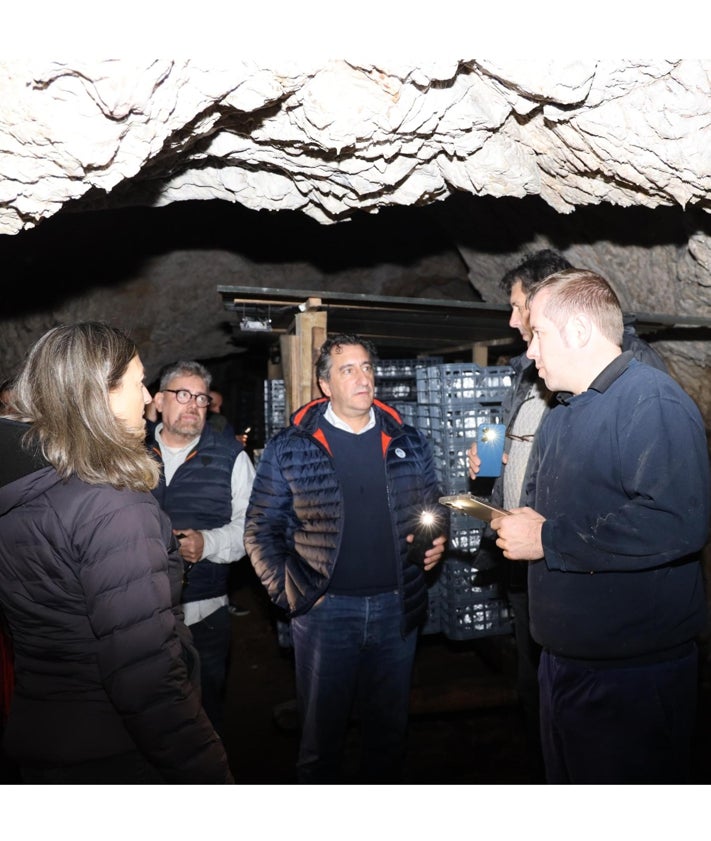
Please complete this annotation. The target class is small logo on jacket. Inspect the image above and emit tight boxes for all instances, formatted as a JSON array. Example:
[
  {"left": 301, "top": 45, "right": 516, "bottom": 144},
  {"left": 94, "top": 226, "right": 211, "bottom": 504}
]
[{"left": 395, "top": 448, "right": 406, "bottom": 458}]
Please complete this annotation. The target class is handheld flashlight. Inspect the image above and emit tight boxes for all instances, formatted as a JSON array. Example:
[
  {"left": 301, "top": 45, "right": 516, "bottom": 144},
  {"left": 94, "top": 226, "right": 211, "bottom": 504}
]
[{"left": 407, "top": 510, "right": 438, "bottom": 567}]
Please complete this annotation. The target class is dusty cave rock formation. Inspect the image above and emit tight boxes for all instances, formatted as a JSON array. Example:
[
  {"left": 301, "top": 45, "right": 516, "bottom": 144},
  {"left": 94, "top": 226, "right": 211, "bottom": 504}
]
[
  {"left": 4, "top": 59, "right": 711, "bottom": 232},
  {"left": 0, "top": 58, "right": 710, "bottom": 425}
]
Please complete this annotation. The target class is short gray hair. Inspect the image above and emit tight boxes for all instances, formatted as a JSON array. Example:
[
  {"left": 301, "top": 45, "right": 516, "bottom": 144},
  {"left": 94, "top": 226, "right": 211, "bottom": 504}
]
[{"left": 159, "top": 360, "right": 212, "bottom": 391}]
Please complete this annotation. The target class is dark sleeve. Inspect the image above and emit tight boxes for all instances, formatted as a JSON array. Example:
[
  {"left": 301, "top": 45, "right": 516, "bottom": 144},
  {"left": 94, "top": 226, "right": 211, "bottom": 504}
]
[
  {"left": 543, "top": 392, "right": 710, "bottom": 573},
  {"left": 78, "top": 496, "right": 233, "bottom": 783},
  {"left": 243, "top": 437, "right": 292, "bottom": 611}
]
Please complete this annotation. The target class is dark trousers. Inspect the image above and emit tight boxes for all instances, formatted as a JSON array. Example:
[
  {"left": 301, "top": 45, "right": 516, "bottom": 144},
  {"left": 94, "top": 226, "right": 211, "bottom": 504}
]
[
  {"left": 291, "top": 590, "right": 417, "bottom": 784},
  {"left": 188, "top": 605, "right": 231, "bottom": 737},
  {"left": 508, "top": 590, "right": 544, "bottom": 780},
  {"left": 539, "top": 645, "right": 698, "bottom": 784}
]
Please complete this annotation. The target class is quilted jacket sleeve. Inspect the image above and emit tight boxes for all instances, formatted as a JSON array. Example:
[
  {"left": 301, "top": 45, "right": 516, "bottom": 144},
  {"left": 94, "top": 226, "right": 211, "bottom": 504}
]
[
  {"left": 243, "top": 436, "right": 294, "bottom": 612},
  {"left": 74, "top": 490, "right": 233, "bottom": 784}
]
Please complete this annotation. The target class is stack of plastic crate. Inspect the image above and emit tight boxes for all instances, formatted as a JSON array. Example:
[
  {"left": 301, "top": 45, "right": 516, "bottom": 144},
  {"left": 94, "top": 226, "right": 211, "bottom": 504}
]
[
  {"left": 440, "top": 554, "right": 513, "bottom": 640},
  {"left": 263, "top": 379, "right": 287, "bottom": 443},
  {"left": 415, "top": 363, "right": 513, "bottom": 494},
  {"left": 374, "top": 357, "right": 442, "bottom": 426},
  {"left": 415, "top": 362, "right": 515, "bottom": 641},
  {"left": 374, "top": 359, "right": 420, "bottom": 403}
]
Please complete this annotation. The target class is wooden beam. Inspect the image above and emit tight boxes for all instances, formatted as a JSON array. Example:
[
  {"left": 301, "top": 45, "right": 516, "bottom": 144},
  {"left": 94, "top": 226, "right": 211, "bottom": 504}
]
[
  {"left": 296, "top": 309, "right": 327, "bottom": 405},
  {"left": 472, "top": 343, "right": 489, "bottom": 366},
  {"left": 279, "top": 334, "right": 298, "bottom": 421},
  {"left": 279, "top": 310, "right": 329, "bottom": 418}
]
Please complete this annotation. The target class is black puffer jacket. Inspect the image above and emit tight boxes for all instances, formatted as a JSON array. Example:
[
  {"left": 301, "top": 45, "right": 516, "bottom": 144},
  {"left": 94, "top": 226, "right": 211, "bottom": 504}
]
[
  {"left": 244, "top": 399, "right": 448, "bottom": 636},
  {"left": 0, "top": 418, "right": 232, "bottom": 783}
]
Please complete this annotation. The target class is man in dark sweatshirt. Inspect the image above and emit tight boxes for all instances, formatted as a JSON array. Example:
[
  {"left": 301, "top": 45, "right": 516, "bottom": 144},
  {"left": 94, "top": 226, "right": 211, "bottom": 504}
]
[
  {"left": 468, "top": 249, "right": 670, "bottom": 780},
  {"left": 491, "top": 268, "right": 710, "bottom": 784}
]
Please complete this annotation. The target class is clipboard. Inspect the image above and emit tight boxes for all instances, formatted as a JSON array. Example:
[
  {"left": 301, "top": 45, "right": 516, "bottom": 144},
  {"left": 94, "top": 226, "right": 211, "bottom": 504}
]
[{"left": 438, "top": 493, "right": 510, "bottom": 522}]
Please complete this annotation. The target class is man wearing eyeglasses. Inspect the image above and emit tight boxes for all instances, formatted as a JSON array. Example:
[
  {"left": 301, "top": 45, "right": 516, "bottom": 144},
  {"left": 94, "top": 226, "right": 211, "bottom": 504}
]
[{"left": 146, "top": 360, "right": 256, "bottom": 736}]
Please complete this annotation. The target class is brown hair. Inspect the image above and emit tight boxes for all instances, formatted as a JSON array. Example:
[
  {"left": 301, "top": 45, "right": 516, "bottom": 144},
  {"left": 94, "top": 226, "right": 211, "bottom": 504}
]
[
  {"left": 10, "top": 322, "right": 159, "bottom": 491},
  {"left": 316, "top": 333, "right": 378, "bottom": 382}
]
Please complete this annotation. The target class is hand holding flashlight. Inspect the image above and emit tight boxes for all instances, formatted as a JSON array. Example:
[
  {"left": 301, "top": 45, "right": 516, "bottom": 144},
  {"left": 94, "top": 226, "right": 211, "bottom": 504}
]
[{"left": 407, "top": 511, "right": 446, "bottom": 570}]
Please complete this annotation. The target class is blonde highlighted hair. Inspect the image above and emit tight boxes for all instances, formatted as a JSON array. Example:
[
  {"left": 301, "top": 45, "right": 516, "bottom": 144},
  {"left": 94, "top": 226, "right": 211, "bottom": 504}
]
[{"left": 9, "top": 322, "right": 159, "bottom": 492}]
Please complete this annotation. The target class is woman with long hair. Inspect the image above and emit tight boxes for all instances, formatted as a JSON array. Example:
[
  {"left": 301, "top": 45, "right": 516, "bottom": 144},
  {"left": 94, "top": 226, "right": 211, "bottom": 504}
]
[{"left": 0, "top": 322, "right": 232, "bottom": 783}]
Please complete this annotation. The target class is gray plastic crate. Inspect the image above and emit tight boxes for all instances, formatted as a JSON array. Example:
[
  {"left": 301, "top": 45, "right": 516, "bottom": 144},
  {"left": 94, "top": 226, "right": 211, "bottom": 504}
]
[
  {"left": 375, "top": 379, "right": 418, "bottom": 402},
  {"left": 416, "top": 363, "right": 482, "bottom": 405},
  {"left": 440, "top": 557, "right": 513, "bottom": 641},
  {"left": 446, "top": 512, "right": 484, "bottom": 559},
  {"left": 443, "top": 597, "right": 513, "bottom": 641},
  {"left": 476, "top": 366, "right": 516, "bottom": 403},
  {"left": 375, "top": 358, "right": 444, "bottom": 404},
  {"left": 424, "top": 403, "right": 503, "bottom": 447},
  {"left": 374, "top": 357, "right": 443, "bottom": 379},
  {"left": 264, "top": 379, "right": 287, "bottom": 439},
  {"left": 418, "top": 402, "right": 505, "bottom": 492},
  {"left": 391, "top": 402, "right": 418, "bottom": 426},
  {"left": 416, "top": 363, "right": 515, "bottom": 405}
]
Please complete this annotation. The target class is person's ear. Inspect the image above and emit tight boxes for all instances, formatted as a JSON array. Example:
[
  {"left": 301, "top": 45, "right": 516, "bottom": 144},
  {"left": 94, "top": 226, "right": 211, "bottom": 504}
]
[
  {"left": 319, "top": 378, "right": 331, "bottom": 398},
  {"left": 153, "top": 391, "right": 165, "bottom": 412},
  {"left": 568, "top": 313, "right": 593, "bottom": 347}
]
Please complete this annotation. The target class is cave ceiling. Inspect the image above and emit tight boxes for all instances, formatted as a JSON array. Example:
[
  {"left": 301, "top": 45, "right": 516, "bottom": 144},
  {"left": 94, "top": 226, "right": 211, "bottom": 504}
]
[{"left": 1, "top": 58, "right": 711, "bottom": 419}]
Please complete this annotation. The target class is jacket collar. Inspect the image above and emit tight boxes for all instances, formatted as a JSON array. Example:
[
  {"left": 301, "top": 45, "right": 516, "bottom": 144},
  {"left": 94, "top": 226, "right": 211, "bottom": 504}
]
[
  {"left": 588, "top": 350, "right": 634, "bottom": 393},
  {"left": 557, "top": 350, "right": 635, "bottom": 404},
  {"left": 292, "top": 398, "right": 404, "bottom": 435}
]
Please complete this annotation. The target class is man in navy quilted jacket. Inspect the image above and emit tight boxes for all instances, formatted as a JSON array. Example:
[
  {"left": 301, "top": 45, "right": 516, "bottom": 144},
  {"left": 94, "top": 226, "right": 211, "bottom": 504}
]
[{"left": 245, "top": 334, "right": 448, "bottom": 783}]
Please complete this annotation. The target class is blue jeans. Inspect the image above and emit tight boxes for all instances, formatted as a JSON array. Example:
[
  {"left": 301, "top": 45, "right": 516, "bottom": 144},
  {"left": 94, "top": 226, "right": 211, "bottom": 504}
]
[
  {"left": 188, "top": 605, "right": 231, "bottom": 737},
  {"left": 539, "top": 645, "right": 698, "bottom": 783},
  {"left": 291, "top": 590, "right": 417, "bottom": 784}
]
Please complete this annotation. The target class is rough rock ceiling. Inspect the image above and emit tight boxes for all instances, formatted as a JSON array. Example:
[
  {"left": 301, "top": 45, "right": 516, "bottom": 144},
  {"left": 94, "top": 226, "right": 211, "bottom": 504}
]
[
  {"left": 1, "top": 58, "right": 711, "bottom": 421},
  {"left": 5, "top": 59, "right": 711, "bottom": 233}
]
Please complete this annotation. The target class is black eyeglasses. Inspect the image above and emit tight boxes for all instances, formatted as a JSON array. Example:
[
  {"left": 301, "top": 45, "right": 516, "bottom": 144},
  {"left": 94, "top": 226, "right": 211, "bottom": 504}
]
[
  {"left": 163, "top": 388, "right": 212, "bottom": 408},
  {"left": 505, "top": 431, "right": 536, "bottom": 443}
]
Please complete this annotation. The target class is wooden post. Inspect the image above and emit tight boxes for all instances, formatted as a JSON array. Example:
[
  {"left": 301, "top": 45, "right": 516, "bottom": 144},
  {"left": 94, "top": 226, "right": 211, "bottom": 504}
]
[
  {"left": 472, "top": 342, "right": 489, "bottom": 366},
  {"left": 296, "top": 310, "right": 325, "bottom": 405},
  {"left": 281, "top": 306, "right": 328, "bottom": 419},
  {"left": 472, "top": 338, "right": 518, "bottom": 366},
  {"left": 279, "top": 334, "right": 297, "bottom": 422}
]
